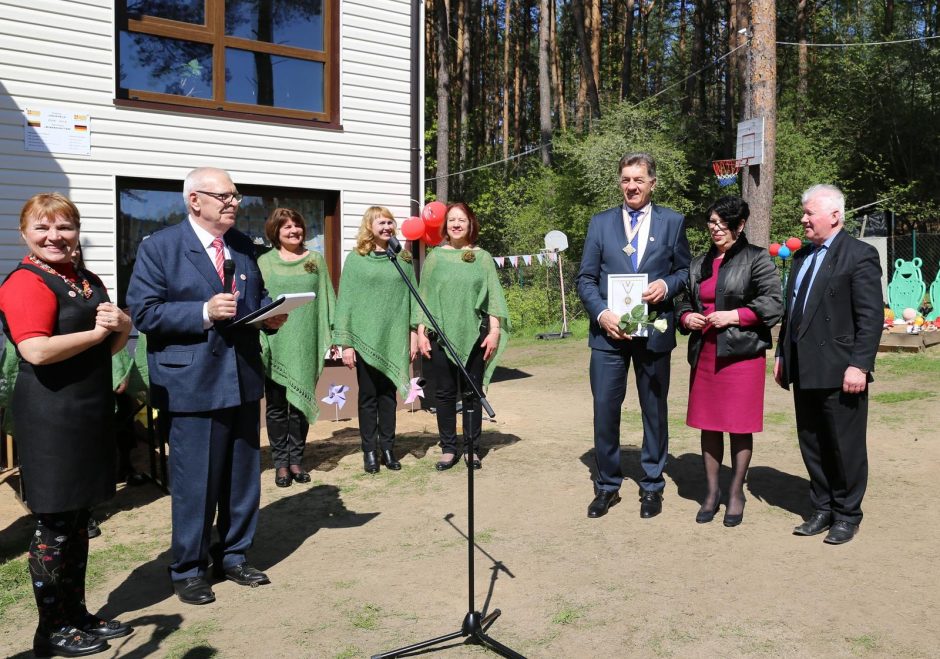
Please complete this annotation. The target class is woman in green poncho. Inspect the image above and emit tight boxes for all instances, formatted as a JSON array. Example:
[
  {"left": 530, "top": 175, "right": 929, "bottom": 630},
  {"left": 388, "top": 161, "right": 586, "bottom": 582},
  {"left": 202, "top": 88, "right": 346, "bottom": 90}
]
[
  {"left": 333, "top": 206, "right": 418, "bottom": 474},
  {"left": 417, "top": 202, "right": 510, "bottom": 471},
  {"left": 258, "top": 208, "right": 336, "bottom": 488}
]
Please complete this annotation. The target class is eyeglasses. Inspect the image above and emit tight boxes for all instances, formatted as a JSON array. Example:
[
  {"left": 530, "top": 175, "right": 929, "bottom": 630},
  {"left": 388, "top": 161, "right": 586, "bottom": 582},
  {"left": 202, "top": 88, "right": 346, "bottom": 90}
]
[
  {"left": 196, "top": 190, "right": 243, "bottom": 204},
  {"left": 706, "top": 220, "right": 729, "bottom": 231}
]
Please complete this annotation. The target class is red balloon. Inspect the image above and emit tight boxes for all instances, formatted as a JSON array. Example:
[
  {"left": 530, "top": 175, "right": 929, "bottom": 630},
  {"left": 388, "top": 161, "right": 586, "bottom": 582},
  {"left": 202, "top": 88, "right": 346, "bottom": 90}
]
[
  {"left": 422, "top": 226, "right": 443, "bottom": 246},
  {"left": 769, "top": 243, "right": 781, "bottom": 257},
  {"left": 422, "top": 201, "right": 447, "bottom": 228},
  {"left": 400, "top": 216, "right": 425, "bottom": 240},
  {"left": 786, "top": 237, "right": 802, "bottom": 251}
]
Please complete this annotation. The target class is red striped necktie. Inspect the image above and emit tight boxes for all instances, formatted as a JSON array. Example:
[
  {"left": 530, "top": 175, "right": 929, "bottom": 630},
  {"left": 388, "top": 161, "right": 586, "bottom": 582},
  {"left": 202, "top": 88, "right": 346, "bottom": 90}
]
[{"left": 211, "top": 237, "right": 235, "bottom": 292}]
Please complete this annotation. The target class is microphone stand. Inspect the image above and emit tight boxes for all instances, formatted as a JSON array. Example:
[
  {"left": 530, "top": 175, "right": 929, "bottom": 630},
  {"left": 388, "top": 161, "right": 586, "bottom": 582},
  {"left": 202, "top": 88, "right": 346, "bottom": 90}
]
[{"left": 372, "top": 239, "right": 524, "bottom": 659}]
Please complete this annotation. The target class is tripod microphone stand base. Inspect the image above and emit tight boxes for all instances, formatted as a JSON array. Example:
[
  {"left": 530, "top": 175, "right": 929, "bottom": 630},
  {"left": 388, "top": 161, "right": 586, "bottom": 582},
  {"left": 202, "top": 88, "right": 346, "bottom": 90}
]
[{"left": 371, "top": 609, "right": 524, "bottom": 659}]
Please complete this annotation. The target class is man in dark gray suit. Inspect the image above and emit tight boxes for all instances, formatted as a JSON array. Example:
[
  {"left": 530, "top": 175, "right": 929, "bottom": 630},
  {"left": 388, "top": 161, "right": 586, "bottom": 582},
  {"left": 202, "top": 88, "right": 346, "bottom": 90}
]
[
  {"left": 577, "top": 153, "right": 691, "bottom": 518},
  {"left": 775, "top": 184, "right": 882, "bottom": 545}
]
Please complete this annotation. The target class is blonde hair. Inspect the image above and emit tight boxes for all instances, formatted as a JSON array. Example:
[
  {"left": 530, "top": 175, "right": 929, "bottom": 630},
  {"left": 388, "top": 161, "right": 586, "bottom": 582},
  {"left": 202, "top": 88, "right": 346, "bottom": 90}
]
[
  {"left": 19, "top": 192, "right": 81, "bottom": 232},
  {"left": 356, "top": 206, "right": 396, "bottom": 255}
]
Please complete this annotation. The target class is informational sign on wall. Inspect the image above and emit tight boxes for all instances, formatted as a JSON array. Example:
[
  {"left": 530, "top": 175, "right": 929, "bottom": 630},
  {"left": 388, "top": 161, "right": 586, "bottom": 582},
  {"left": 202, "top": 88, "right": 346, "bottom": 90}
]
[{"left": 24, "top": 107, "right": 91, "bottom": 156}]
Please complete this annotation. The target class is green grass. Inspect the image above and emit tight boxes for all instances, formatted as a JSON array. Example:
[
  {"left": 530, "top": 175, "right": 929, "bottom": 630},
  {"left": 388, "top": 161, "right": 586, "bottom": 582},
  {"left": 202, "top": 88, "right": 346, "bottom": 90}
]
[
  {"left": 350, "top": 603, "right": 382, "bottom": 630},
  {"left": 550, "top": 603, "right": 584, "bottom": 625},
  {"left": 0, "top": 555, "right": 30, "bottom": 619},
  {"left": 870, "top": 390, "right": 936, "bottom": 404},
  {"left": 875, "top": 351, "right": 940, "bottom": 377},
  {"left": 846, "top": 633, "right": 879, "bottom": 654},
  {"left": 474, "top": 528, "right": 495, "bottom": 544},
  {"left": 163, "top": 620, "right": 219, "bottom": 659},
  {"left": 334, "top": 646, "right": 362, "bottom": 659}
]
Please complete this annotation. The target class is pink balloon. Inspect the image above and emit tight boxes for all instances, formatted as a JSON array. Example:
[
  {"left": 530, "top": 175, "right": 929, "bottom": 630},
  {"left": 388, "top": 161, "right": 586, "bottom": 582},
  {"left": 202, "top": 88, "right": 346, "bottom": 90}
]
[
  {"left": 422, "top": 201, "right": 447, "bottom": 228},
  {"left": 423, "top": 226, "right": 443, "bottom": 246},
  {"left": 401, "top": 216, "right": 425, "bottom": 240},
  {"left": 786, "top": 237, "right": 802, "bottom": 251},
  {"left": 769, "top": 243, "right": 781, "bottom": 257}
]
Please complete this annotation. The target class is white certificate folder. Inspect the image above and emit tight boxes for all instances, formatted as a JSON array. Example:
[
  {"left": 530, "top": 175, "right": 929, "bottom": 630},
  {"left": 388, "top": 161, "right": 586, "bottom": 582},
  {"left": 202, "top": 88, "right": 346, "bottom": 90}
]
[
  {"left": 607, "top": 274, "right": 648, "bottom": 337},
  {"left": 229, "top": 292, "right": 316, "bottom": 328}
]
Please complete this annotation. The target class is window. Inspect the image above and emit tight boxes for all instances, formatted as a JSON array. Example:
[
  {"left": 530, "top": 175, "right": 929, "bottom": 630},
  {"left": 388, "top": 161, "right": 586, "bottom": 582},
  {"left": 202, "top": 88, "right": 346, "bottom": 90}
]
[
  {"left": 116, "top": 1, "right": 337, "bottom": 125},
  {"left": 116, "top": 177, "right": 340, "bottom": 305}
]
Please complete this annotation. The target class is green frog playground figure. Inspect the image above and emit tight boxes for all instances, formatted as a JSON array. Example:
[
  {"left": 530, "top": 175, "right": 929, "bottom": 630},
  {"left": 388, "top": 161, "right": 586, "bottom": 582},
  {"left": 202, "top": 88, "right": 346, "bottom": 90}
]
[{"left": 887, "top": 257, "right": 925, "bottom": 318}]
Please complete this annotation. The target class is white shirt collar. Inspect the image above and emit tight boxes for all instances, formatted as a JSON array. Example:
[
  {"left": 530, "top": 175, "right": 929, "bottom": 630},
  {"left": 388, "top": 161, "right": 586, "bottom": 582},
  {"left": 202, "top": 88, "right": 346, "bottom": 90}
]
[{"left": 188, "top": 215, "right": 224, "bottom": 249}]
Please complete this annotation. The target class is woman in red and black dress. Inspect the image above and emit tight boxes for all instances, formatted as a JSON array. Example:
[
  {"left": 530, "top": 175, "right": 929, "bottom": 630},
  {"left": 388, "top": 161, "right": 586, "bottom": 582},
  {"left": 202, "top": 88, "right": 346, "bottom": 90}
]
[
  {"left": 0, "top": 193, "right": 134, "bottom": 657},
  {"left": 677, "top": 196, "right": 783, "bottom": 527}
]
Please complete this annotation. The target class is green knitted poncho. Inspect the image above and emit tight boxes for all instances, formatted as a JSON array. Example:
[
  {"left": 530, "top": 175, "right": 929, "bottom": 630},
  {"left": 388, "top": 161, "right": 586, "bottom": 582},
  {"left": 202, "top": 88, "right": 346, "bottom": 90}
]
[
  {"left": 332, "top": 250, "right": 417, "bottom": 397},
  {"left": 258, "top": 249, "right": 336, "bottom": 423},
  {"left": 418, "top": 247, "right": 510, "bottom": 386}
]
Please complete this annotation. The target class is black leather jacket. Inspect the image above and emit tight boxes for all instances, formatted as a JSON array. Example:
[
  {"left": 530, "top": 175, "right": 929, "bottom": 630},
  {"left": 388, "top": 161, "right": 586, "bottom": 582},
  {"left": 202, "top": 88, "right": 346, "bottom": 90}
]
[{"left": 676, "top": 237, "right": 784, "bottom": 368}]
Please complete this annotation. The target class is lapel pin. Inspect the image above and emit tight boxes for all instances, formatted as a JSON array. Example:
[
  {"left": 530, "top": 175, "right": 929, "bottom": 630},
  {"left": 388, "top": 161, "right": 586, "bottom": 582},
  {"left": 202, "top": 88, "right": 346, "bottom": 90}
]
[
  {"left": 68, "top": 291, "right": 77, "bottom": 297},
  {"left": 649, "top": 236, "right": 655, "bottom": 242},
  {"left": 240, "top": 274, "right": 247, "bottom": 280}
]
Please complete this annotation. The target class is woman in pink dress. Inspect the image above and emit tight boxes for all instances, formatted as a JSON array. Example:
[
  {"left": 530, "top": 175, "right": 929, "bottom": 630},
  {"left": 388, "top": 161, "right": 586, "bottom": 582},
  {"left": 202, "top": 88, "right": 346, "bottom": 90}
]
[{"left": 678, "top": 196, "right": 783, "bottom": 526}]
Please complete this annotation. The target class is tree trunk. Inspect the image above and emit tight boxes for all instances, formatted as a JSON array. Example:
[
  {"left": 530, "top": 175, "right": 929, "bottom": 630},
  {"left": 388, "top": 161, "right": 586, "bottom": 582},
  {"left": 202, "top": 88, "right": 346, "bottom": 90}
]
[
  {"left": 742, "top": 0, "right": 776, "bottom": 248},
  {"left": 551, "top": 0, "right": 567, "bottom": 131},
  {"left": 539, "top": 0, "right": 553, "bottom": 165},
  {"left": 621, "top": 0, "right": 635, "bottom": 100},
  {"left": 502, "top": 0, "right": 512, "bottom": 162},
  {"left": 457, "top": 0, "right": 470, "bottom": 194},
  {"left": 884, "top": 0, "right": 895, "bottom": 36},
  {"left": 687, "top": 0, "right": 703, "bottom": 115},
  {"left": 435, "top": 0, "right": 450, "bottom": 202},
  {"left": 590, "top": 0, "right": 601, "bottom": 92},
  {"left": 571, "top": 0, "right": 601, "bottom": 118},
  {"left": 796, "top": 0, "right": 810, "bottom": 122},
  {"left": 513, "top": 1, "right": 523, "bottom": 151}
]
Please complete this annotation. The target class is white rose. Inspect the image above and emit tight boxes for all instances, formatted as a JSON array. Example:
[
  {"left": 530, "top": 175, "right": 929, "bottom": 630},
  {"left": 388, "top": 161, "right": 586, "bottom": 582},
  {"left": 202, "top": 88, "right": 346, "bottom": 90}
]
[{"left": 652, "top": 318, "right": 668, "bottom": 333}]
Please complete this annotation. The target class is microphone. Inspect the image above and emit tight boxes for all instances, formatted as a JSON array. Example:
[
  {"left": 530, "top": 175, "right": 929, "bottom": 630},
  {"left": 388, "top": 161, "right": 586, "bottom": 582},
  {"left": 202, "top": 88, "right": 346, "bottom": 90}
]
[
  {"left": 223, "top": 259, "right": 235, "bottom": 293},
  {"left": 387, "top": 235, "right": 403, "bottom": 255}
]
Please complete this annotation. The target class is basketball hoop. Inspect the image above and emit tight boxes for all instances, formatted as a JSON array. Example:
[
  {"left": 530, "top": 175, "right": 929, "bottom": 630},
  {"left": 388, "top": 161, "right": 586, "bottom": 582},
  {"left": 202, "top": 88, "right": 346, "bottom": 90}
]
[{"left": 712, "top": 158, "right": 750, "bottom": 187}]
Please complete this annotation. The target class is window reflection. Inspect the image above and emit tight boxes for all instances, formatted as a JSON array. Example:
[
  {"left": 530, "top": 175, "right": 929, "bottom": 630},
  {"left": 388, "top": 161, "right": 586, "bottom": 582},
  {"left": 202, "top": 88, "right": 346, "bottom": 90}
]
[
  {"left": 117, "top": 180, "right": 327, "bottom": 305},
  {"left": 119, "top": 32, "right": 212, "bottom": 99},
  {"left": 126, "top": 0, "right": 205, "bottom": 25},
  {"left": 225, "top": 0, "right": 324, "bottom": 51},
  {"left": 225, "top": 48, "right": 323, "bottom": 112}
]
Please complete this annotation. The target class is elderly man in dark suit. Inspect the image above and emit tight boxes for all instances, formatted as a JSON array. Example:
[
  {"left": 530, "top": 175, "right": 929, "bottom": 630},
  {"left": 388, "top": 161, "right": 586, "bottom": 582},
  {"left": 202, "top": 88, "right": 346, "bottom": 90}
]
[
  {"left": 577, "top": 152, "right": 691, "bottom": 519},
  {"left": 775, "top": 184, "right": 882, "bottom": 545},
  {"left": 127, "top": 167, "right": 286, "bottom": 604}
]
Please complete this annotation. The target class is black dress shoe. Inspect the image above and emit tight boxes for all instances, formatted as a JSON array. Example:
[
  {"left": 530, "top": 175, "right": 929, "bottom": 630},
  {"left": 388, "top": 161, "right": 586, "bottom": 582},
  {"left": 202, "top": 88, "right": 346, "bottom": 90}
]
[
  {"left": 172, "top": 576, "right": 216, "bottom": 605},
  {"left": 464, "top": 453, "right": 482, "bottom": 470},
  {"left": 723, "top": 499, "right": 746, "bottom": 527},
  {"left": 587, "top": 490, "right": 621, "bottom": 518},
  {"left": 435, "top": 452, "right": 460, "bottom": 471},
  {"left": 639, "top": 491, "right": 663, "bottom": 518},
  {"left": 363, "top": 450, "right": 380, "bottom": 474},
  {"left": 695, "top": 491, "right": 721, "bottom": 524},
  {"left": 274, "top": 471, "right": 292, "bottom": 488},
  {"left": 218, "top": 562, "right": 270, "bottom": 586},
  {"left": 793, "top": 511, "right": 832, "bottom": 536},
  {"left": 74, "top": 614, "right": 133, "bottom": 640},
  {"left": 86, "top": 517, "right": 101, "bottom": 539},
  {"left": 291, "top": 469, "right": 312, "bottom": 483},
  {"left": 823, "top": 520, "right": 859, "bottom": 545},
  {"left": 381, "top": 449, "right": 402, "bottom": 471},
  {"left": 33, "top": 626, "right": 109, "bottom": 657}
]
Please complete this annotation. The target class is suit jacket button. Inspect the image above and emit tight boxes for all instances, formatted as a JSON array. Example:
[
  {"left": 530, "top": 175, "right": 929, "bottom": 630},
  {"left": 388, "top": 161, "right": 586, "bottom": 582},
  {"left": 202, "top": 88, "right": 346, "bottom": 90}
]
[
  {"left": 825, "top": 316, "right": 830, "bottom": 321},
  {"left": 819, "top": 340, "right": 826, "bottom": 346}
]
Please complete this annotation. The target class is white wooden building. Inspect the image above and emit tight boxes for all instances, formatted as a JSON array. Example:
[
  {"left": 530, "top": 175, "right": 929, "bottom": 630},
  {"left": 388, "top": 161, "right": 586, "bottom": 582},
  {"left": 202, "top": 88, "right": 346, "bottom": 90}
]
[{"left": 0, "top": 0, "right": 424, "bottom": 299}]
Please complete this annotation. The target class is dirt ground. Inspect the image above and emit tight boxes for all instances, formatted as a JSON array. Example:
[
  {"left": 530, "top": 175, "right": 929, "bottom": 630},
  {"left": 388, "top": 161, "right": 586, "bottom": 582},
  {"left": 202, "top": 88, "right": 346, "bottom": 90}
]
[{"left": 1, "top": 334, "right": 939, "bottom": 658}]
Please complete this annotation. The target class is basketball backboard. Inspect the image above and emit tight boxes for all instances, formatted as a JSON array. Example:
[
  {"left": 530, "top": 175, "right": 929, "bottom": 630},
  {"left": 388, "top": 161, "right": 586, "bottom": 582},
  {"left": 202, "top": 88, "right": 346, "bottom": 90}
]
[{"left": 736, "top": 117, "right": 764, "bottom": 166}]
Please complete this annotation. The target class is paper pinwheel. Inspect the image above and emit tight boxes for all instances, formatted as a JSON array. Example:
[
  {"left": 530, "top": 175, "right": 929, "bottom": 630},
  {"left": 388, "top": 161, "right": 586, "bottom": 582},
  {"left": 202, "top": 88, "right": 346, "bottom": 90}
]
[
  {"left": 404, "top": 378, "right": 425, "bottom": 405},
  {"left": 321, "top": 384, "right": 350, "bottom": 420}
]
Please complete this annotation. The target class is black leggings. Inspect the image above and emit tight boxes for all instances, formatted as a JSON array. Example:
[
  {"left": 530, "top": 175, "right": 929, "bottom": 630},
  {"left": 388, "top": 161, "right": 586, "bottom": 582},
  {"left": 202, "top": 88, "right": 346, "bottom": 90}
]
[
  {"left": 431, "top": 326, "right": 487, "bottom": 455},
  {"left": 355, "top": 355, "right": 398, "bottom": 452},
  {"left": 29, "top": 508, "right": 92, "bottom": 632}
]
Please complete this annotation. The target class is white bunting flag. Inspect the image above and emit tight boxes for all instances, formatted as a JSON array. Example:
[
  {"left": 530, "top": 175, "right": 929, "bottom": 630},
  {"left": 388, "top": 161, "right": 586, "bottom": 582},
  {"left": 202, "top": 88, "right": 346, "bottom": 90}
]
[{"left": 522, "top": 255, "right": 532, "bottom": 266}]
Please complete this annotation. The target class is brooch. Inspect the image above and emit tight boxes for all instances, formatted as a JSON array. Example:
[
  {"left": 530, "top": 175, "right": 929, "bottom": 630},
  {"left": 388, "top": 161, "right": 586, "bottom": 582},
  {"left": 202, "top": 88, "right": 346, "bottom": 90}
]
[
  {"left": 304, "top": 260, "right": 318, "bottom": 273},
  {"left": 400, "top": 250, "right": 413, "bottom": 263},
  {"left": 462, "top": 251, "right": 476, "bottom": 263}
]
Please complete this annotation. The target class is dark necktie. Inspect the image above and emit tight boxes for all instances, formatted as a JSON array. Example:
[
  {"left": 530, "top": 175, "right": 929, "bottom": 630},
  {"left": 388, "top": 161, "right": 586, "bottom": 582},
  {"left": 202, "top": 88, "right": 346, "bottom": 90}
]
[
  {"left": 789, "top": 247, "right": 819, "bottom": 337},
  {"left": 628, "top": 210, "right": 641, "bottom": 270}
]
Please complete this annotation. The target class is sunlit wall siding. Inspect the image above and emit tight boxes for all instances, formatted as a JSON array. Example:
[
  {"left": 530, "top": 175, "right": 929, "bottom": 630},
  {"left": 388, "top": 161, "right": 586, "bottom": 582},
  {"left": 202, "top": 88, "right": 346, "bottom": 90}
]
[{"left": 0, "top": 0, "right": 419, "bottom": 293}]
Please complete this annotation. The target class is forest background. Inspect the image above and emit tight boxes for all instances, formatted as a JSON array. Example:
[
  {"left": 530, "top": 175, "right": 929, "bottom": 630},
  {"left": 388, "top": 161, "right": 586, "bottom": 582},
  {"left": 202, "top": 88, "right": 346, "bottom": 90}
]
[{"left": 423, "top": 0, "right": 940, "bottom": 331}]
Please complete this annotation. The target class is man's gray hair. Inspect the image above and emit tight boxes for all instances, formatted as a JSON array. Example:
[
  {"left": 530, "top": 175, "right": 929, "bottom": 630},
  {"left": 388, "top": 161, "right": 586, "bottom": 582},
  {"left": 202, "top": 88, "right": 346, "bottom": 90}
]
[
  {"left": 802, "top": 184, "right": 845, "bottom": 219},
  {"left": 183, "top": 167, "right": 229, "bottom": 204},
  {"left": 618, "top": 152, "right": 657, "bottom": 179}
]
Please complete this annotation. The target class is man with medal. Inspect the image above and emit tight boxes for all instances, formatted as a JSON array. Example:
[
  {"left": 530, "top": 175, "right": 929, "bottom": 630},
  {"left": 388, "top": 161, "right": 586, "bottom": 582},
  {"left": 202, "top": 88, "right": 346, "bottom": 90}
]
[{"left": 577, "top": 152, "right": 691, "bottom": 519}]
